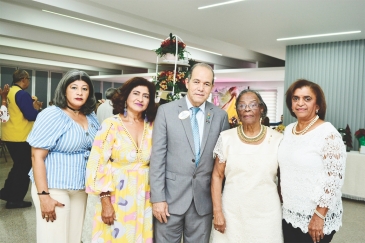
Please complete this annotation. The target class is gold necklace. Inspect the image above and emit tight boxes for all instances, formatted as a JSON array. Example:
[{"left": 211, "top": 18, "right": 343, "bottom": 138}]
[
  {"left": 237, "top": 124, "right": 267, "bottom": 143},
  {"left": 292, "top": 115, "right": 319, "bottom": 135}
]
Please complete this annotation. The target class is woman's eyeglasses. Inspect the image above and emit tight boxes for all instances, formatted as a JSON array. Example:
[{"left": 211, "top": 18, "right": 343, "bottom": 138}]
[{"left": 236, "top": 102, "right": 260, "bottom": 111}]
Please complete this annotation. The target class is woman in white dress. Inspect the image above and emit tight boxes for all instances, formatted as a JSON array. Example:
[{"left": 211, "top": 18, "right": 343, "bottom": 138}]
[
  {"left": 278, "top": 79, "right": 346, "bottom": 243},
  {"left": 211, "top": 89, "right": 283, "bottom": 243}
]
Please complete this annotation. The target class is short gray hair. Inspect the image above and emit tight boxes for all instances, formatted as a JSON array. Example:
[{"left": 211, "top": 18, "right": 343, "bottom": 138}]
[
  {"left": 105, "top": 88, "right": 117, "bottom": 99},
  {"left": 236, "top": 89, "right": 268, "bottom": 118},
  {"left": 187, "top": 63, "right": 215, "bottom": 84},
  {"left": 12, "top": 69, "right": 29, "bottom": 84}
]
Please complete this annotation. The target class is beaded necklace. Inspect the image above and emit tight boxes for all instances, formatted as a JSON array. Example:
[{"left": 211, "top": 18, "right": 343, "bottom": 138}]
[
  {"left": 292, "top": 115, "right": 319, "bottom": 135},
  {"left": 237, "top": 124, "right": 267, "bottom": 143}
]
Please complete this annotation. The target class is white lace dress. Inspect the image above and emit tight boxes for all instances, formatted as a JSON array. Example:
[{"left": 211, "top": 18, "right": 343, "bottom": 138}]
[
  {"left": 212, "top": 127, "right": 283, "bottom": 243},
  {"left": 278, "top": 122, "right": 346, "bottom": 235}
]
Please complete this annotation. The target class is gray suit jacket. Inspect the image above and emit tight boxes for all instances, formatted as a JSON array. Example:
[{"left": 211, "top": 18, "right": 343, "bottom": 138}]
[{"left": 150, "top": 97, "right": 230, "bottom": 216}]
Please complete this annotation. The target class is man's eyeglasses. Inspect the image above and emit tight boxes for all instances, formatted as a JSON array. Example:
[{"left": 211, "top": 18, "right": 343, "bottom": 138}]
[{"left": 236, "top": 102, "right": 261, "bottom": 111}]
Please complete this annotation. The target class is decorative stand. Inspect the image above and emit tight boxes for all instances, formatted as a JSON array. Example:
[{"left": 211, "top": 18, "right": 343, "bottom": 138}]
[{"left": 154, "top": 35, "right": 189, "bottom": 104}]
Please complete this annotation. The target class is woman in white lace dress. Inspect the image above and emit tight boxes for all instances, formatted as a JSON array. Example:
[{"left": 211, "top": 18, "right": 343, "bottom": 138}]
[
  {"left": 211, "top": 90, "right": 283, "bottom": 243},
  {"left": 278, "top": 79, "right": 346, "bottom": 243}
]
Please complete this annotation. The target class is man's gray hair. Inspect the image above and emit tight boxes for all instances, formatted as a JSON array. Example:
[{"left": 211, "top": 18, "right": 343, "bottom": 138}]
[
  {"left": 187, "top": 63, "right": 215, "bottom": 84},
  {"left": 12, "top": 69, "right": 29, "bottom": 84},
  {"left": 105, "top": 87, "right": 117, "bottom": 99}
]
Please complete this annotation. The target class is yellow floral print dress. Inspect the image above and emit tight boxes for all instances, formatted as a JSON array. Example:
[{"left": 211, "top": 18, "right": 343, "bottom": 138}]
[{"left": 85, "top": 115, "right": 153, "bottom": 243}]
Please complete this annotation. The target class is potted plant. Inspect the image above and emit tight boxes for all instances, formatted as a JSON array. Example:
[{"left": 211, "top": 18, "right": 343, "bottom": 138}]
[
  {"left": 355, "top": 128, "right": 365, "bottom": 153},
  {"left": 154, "top": 33, "right": 189, "bottom": 60}
]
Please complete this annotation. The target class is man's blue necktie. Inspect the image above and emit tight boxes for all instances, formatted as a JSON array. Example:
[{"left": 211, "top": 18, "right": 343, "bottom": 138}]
[{"left": 191, "top": 107, "right": 200, "bottom": 167}]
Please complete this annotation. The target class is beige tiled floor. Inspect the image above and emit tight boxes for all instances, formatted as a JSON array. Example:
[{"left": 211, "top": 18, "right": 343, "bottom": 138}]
[{"left": 1, "top": 151, "right": 365, "bottom": 243}]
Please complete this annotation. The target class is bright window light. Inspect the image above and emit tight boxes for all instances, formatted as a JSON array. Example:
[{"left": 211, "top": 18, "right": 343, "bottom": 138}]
[
  {"left": 42, "top": 10, "right": 222, "bottom": 56},
  {"left": 277, "top": 31, "right": 361, "bottom": 41},
  {"left": 198, "top": 0, "right": 245, "bottom": 10}
]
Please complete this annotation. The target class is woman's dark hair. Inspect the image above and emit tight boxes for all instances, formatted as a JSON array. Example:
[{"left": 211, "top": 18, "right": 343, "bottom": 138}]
[
  {"left": 285, "top": 79, "right": 326, "bottom": 120},
  {"left": 53, "top": 69, "right": 96, "bottom": 115},
  {"left": 112, "top": 77, "right": 157, "bottom": 122},
  {"left": 236, "top": 89, "right": 267, "bottom": 118}
]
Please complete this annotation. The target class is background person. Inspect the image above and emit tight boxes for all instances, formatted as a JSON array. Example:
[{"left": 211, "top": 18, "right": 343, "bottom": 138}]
[
  {"left": 96, "top": 87, "right": 117, "bottom": 123},
  {"left": 85, "top": 77, "right": 157, "bottom": 243},
  {"left": 278, "top": 79, "right": 346, "bottom": 243},
  {"left": 0, "top": 84, "right": 10, "bottom": 123},
  {"left": 150, "top": 63, "right": 230, "bottom": 243},
  {"left": 211, "top": 89, "right": 283, "bottom": 242},
  {"left": 0, "top": 70, "right": 42, "bottom": 209},
  {"left": 27, "top": 69, "right": 99, "bottom": 243}
]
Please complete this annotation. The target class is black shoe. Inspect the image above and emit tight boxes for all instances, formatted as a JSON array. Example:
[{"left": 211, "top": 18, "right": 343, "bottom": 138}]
[
  {"left": 0, "top": 189, "right": 6, "bottom": 201},
  {"left": 5, "top": 201, "right": 32, "bottom": 209}
]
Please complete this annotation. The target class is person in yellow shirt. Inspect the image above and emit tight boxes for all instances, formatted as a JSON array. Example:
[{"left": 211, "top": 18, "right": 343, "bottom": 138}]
[{"left": 0, "top": 70, "right": 42, "bottom": 209}]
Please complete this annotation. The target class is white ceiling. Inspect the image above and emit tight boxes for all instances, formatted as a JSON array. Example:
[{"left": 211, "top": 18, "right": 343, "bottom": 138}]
[
  {"left": 0, "top": 0, "right": 364, "bottom": 78},
  {"left": 85, "top": 0, "right": 365, "bottom": 60}
]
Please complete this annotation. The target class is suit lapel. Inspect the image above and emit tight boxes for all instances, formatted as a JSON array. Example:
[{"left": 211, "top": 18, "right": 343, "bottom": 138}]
[
  {"left": 178, "top": 98, "right": 196, "bottom": 155},
  {"left": 200, "top": 102, "right": 214, "bottom": 158}
]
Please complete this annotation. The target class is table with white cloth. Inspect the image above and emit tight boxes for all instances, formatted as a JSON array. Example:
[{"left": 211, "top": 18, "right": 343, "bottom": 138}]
[{"left": 342, "top": 151, "right": 365, "bottom": 201}]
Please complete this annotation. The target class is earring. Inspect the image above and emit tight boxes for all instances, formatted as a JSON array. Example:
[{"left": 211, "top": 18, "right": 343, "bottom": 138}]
[
  {"left": 316, "top": 109, "right": 319, "bottom": 114},
  {"left": 124, "top": 102, "right": 127, "bottom": 118},
  {"left": 144, "top": 113, "right": 148, "bottom": 123}
]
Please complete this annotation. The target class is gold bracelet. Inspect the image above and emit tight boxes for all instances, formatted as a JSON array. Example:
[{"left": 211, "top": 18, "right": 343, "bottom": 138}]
[{"left": 314, "top": 209, "right": 325, "bottom": 220}]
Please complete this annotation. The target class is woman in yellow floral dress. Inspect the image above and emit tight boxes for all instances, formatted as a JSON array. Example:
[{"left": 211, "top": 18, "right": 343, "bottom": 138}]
[{"left": 85, "top": 77, "right": 157, "bottom": 243}]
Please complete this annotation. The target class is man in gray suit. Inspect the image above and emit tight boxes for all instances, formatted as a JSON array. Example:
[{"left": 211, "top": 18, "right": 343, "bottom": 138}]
[{"left": 150, "top": 63, "right": 230, "bottom": 243}]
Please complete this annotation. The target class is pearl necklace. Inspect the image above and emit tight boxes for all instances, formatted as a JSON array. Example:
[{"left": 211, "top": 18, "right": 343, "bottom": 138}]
[
  {"left": 292, "top": 115, "right": 319, "bottom": 135},
  {"left": 237, "top": 124, "right": 267, "bottom": 143}
]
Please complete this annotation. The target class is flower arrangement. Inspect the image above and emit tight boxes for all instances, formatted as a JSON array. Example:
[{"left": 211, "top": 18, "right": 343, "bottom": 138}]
[
  {"left": 355, "top": 128, "right": 365, "bottom": 146},
  {"left": 355, "top": 129, "right": 365, "bottom": 139},
  {"left": 154, "top": 33, "right": 189, "bottom": 60},
  {"left": 154, "top": 70, "right": 187, "bottom": 93},
  {"left": 275, "top": 124, "right": 286, "bottom": 133}
]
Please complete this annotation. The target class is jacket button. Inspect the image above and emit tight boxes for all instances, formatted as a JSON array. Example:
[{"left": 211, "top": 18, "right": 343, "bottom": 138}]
[
  {"left": 193, "top": 175, "right": 196, "bottom": 179},
  {"left": 192, "top": 159, "right": 195, "bottom": 163}
]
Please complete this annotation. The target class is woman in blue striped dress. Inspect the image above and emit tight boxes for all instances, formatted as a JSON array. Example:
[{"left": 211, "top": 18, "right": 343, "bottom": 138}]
[{"left": 27, "top": 70, "right": 99, "bottom": 243}]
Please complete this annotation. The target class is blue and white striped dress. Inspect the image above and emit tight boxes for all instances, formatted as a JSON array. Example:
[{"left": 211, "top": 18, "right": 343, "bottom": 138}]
[{"left": 27, "top": 106, "right": 100, "bottom": 190}]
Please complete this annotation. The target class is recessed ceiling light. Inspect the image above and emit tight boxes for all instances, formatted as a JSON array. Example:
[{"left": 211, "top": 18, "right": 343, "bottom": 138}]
[
  {"left": 198, "top": 0, "right": 244, "bottom": 10},
  {"left": 187, "top": 46, "right": 222, "bottom": 56},
  {"left": 277, "top": 31, "right": 361, "bottom": 41},
  {"left": 42, "top": 10, "right": 222, "bottom": 56}
]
